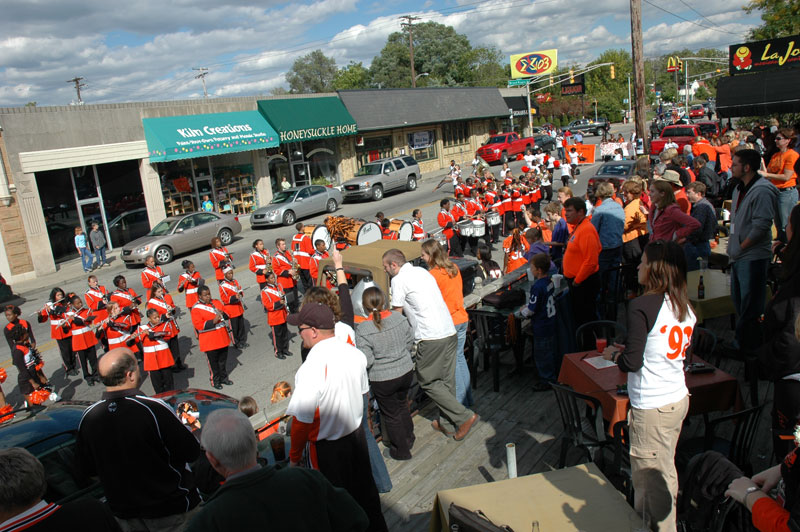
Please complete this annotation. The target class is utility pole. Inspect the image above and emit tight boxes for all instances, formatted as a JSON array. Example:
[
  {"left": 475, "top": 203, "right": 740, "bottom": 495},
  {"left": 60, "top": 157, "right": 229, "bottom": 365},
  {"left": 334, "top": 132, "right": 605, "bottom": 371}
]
[
  {"left": 627, "top": 74, "right": 632, "bottom": 121},
  {"left": 684, "top": 59, "right": 689, "bottom": 113},
  {"left": 400, "top": 15, "right": 420, "bottom": 88},
  {"left": 193, "top": 68, "right": 209, "bottom": 98},
  {"left": 66, "top": 77, "right": 86, "bottom": 104},
  {"left": 629, "top": 0, "right": 648, "bottom": 154}
]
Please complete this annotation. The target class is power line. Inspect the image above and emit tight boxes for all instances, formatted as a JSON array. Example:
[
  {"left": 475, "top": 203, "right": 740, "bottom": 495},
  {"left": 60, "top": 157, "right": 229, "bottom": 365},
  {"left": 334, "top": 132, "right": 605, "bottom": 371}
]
[
  {"left": 66, "top": 76, "right": 87, "bottom": 104},
  {"left": 676, "top": 0, "right": 717, "bottom": 29},
  {"left": 400, "top": 15, "right": 421, "bottom": 87},
  {"left": 642, "top": 0, "right": 748, "bottom": 37}
]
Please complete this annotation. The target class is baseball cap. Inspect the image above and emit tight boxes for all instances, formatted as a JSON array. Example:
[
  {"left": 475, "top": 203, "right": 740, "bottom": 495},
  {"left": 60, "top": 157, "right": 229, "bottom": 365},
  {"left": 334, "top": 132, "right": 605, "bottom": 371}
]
[{"left": 287, "top": 303, "right": 335, "bottom": 329}]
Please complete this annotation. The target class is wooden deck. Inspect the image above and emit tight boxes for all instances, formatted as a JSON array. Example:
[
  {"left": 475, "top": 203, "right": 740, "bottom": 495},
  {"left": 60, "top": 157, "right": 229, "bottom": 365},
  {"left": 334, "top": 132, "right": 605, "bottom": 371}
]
[{"left": 380, "top": 313, "right": 776, "bottom": 531}]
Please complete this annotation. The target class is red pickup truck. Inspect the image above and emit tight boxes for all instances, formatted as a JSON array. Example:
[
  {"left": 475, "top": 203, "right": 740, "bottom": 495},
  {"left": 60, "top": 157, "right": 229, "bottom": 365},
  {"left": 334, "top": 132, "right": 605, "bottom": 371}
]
[
  {"left": 650, "top": 124, "right": 701, "bottom": 158},
  {"left": 476, "top": 132, "right": 536, "bottom": 164}
]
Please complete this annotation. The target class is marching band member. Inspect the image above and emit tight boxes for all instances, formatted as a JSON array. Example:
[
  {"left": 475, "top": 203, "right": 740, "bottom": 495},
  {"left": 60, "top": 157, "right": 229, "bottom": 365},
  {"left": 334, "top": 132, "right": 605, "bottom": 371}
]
[
  {"left": 309, "top": 240, "right": 332, "bottom": 289},
  {"left": 500, "top": 186, "right": 513, "bottom": 234},
  {"left": 272, "top": 238, "right": 299, "bottom": 313},
  {"left": 37, "top": 287, "right": 75, "bottom": 375},
  {"left": 437, "top": 199, "right": 461, "bottom": 256},
  {"left": 141, "top": 255, "right": 166, "bottom": 293},
  {"left": 452, "top": 194, "right": 469, "bottom": 254},
  {"left": 9, "top": 325, "right": 51, "bottom": 404},
  {"left": 466, "top": 188, "right": 487, "bottom": 251},
  {"left": 66, "top": 295, "right": 100, "bottom": 386},
  {"left": 248, "top": 239, "right": 271, "bottom": 289},
  {"left": 177, "top": 260, "right": 203, "bottom": 308},
  {"left": 5, "top": 305, "right": 35, "bottom": 355},
  {"left": 191, "top": 285, "right": 233, "bottom": 390},
  {"left": 511, "top": 185, "right": 524, "bottom": 225},
  {"left": 84, "top": 275, "right": 110, "bottom": 352},
  {"left": 146, "top": 284, "right": 186, "bottom": 371},
  {"left": 103, "top": 301, "right": 140, "bottom": 354},
  {"left": 219, "top": 265, "right": 247, "bottom": 349},
  {"left": 209, "top": 237, "right": 233, "bottom": 282},
  {"left": 380, "top": 218, "right": 399, "bottom": 240},
  {"left": 292, "top": 223, "right": 314, "bottom": 291},
  {"left": 110, "top": 275, "right": 142, "bottom": 327},
  {"left": 261, "top": 271, "right": 289, "bottom": 359},
  {"left": 411, "top": 209, "right": 426, "bottom": 241},
  {"left": 139, "top": 308, "right": 177, "bottom": 394}
]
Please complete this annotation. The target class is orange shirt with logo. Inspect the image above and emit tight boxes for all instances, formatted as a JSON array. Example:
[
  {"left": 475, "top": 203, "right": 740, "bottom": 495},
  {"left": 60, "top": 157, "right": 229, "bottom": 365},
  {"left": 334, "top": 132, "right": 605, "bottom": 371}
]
[{"left": 768, "top": 150, "right": 799, "bottom": 189}]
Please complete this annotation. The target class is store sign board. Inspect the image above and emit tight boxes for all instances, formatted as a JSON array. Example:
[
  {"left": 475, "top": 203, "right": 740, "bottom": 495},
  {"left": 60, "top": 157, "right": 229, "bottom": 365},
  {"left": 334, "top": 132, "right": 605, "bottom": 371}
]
[
  {"left": 729, "top": 34, "right": 800, "bottom": 75},
  {"left": 142, "top": 111, "right": 279, "bottom": 163},
  {"left": 257, "top": 97, "right": 358, "bottom": 144},
  {"left": 666, "top": 56, "right": 682, "bottom": 73},
  {"left": 510, "top": 49, "right": 557, "bottom": 79},
  {"left": 507, "top": 79, "right": 529, "bottom": 87},
  {"left": 409, "top": 131, "right": 434, "bottom": 149},
  {"left": 561, "top": 74, "right": 585, "bottom": 95}
]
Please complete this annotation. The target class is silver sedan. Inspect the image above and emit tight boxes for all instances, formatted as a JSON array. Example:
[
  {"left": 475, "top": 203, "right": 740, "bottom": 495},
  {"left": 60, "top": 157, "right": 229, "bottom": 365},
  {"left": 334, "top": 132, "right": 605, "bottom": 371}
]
[
  {"left": 121, "top": 211, "right": 242, "bottom": 265},
  {"left": 251, "top": 185, "right": 341, "bottom": 227}
]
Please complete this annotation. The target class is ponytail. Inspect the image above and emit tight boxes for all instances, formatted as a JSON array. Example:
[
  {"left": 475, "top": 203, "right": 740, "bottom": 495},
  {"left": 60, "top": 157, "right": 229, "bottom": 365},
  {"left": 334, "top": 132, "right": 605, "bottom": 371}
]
[{"left": 362, "top": 286, "right": 386, "bottom": 331}]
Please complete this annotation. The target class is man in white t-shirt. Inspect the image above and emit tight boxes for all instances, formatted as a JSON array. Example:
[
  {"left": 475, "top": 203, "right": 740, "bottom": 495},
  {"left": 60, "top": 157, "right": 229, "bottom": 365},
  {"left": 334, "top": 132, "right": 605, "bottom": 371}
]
[
  {"left": 382, "top": 249, "right": 478, "bottom": 440},
  {"left": 285, "top": 303, "right": 387, "bottom": 532}
]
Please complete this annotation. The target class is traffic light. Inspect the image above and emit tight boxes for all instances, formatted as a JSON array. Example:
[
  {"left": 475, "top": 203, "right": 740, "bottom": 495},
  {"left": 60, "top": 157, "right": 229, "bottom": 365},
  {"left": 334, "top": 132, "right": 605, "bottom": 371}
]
[
  {"left": 679, "top": 60, "right": 684, "bottom": 72},
  {"left": 610, "top": 65, "right": 615, "bottom": 79},
  {"left": 569, "top": 69, "right": 574, "bottom": 83}
]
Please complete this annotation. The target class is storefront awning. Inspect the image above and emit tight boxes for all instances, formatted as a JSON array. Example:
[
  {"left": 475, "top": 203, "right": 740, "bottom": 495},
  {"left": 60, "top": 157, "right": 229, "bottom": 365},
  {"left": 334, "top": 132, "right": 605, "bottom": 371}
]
[
  {"left": 142, "top": 111, "right": 279, "bottom": 162},
  {"left": 716, "top": 69, "right": 800, "bottom": 118},
  {"left": 257, "top": 97, "right": 357, "bottom": 143}
]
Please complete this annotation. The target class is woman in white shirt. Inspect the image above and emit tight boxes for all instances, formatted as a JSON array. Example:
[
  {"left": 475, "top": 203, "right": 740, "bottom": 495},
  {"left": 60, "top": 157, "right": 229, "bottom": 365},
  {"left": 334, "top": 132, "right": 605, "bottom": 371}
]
[
  {"left": 603, "top": 240, "right": 696, "bottom": 531},
  {"left": 523, "top": 149, "right": 535, "bottom": 167}
]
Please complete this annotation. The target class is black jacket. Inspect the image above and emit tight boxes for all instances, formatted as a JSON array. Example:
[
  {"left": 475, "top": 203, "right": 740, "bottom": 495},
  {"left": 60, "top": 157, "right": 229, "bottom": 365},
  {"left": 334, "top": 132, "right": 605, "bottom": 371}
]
[
  {"left": 0, "top": 499, "right": 121, "bottom": 532},
  {"left": 760, "top": 277, "right": 800, "bottom": 380},
  {"left": 76, "top": 389, "right": 201, "bottom": 519}
]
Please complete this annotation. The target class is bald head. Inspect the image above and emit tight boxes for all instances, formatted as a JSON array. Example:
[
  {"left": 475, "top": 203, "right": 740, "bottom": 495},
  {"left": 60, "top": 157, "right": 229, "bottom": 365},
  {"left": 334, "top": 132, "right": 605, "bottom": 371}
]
[{"left": 99, "top": 348, "right": 140, "bottom": 389}]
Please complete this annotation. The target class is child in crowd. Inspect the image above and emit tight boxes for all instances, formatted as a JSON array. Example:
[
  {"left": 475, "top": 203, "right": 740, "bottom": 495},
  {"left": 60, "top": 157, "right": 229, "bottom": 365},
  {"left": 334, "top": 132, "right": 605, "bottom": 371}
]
[
  {"left": 519, "top": 253, "right": 558, "bottom": 392},
  {"left": 239, "top": 395, "right": 259, "bottom": 417}
]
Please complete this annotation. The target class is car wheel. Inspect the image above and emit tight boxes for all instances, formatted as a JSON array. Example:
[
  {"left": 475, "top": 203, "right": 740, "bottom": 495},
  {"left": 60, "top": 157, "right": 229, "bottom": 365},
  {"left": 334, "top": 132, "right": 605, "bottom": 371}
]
[
  {"left": 595, "top": 129, "right": 603, "bottom": 136},
  {"left": 282, "top": 210, "right": 296, "bottom": 225},
  {"left": 154, "top": 246, "right": 173, "bottom": 265},
  {"left": 500, "top": 151, "right": 509, "bottom": 165},
  {"left": 406, "top": 176, "right": 417, "bottom": 191},
  {"left": 326, "top": 198, "right": 338, "bottom": 213},
  {"left": 217, "top": 228, "right": 233, "bottom": 245},
  {"left": 371, "top": 185, "right": 383, "bottom": 201}
]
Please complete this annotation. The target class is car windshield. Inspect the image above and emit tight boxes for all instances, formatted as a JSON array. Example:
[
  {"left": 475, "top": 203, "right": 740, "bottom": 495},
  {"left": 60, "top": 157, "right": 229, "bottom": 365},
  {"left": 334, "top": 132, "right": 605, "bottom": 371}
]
[
  {"left": 662, "top": 127, "right": 695, "bottom": 137},
  {"left": 270, "top": 190, "right": 296, "bottom": 204},
  {"left": 598, "top": 164, "right": 632, "bottom": 176},
  {"left": 148, "top": 219, "right": 177, "bottom": 236},
  {"left": 486, "top": 136, "right": 507, "bottom": 144},
  {"left": 355, "top": 164, "right": 383, "bottom": 176},
  {"left": 697, "top": 123, "right": 717, "bottom": 136},
  {"left": 691, "top": 105, "right": 704, "bottom": 111}
]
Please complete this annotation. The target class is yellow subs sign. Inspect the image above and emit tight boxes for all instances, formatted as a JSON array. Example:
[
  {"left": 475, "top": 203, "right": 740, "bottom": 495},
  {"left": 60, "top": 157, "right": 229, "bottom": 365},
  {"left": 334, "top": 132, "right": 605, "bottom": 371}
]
[
  {"left": 729, "top": 34, "right": 800, "bottom": 75},
  {"left": 510, "top": 49, "right": 557, "bottom": 79}
]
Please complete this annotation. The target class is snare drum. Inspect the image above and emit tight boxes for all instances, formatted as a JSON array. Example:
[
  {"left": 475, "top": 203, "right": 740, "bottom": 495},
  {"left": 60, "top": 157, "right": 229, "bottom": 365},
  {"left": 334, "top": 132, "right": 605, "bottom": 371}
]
[
  {"left": 457, "top": 220, "right": 474, "bottom": 237},
  {"left": 344, "top": 221, "right": 381, "bottom": 246},
  {"left": 388, "top": 219, "right": 413, "bottom": 241},
  {"left": 472, "top": 220, "right": 486, "bottom": 237},
  {"left": 302, "top": 224, "right": 332, "bottom": 250},
  {"left": 486, "top": 211, "right": 501, "bottom": 226},
  {"left": 432, "top": 231, "right": 448, "bottom": 246}
]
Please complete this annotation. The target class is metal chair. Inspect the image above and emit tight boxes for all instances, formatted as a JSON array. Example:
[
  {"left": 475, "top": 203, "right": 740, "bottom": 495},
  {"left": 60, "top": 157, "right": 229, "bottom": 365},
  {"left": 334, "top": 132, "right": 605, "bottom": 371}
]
[
  {"left": 598, "top": 263, "right": 629, "bottom": 321},
  {"left": 550, "top": 383, "right": 614, "bottom": 469},
  {"left": 610, "top": 420, "right": 634, "bottom": 504},
  {"left": 575, "top": 321, "right": 627, "bottom": 352}
]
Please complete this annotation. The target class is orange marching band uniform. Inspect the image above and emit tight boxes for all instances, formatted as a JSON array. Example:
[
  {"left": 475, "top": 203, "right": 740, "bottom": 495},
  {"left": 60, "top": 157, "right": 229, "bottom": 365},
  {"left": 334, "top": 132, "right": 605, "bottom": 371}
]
[
  {"left": 291, "top": 230, "right": 314, "bottom": 277},
  {"left": 177, "top": 270, "right": 202, "bottom": 308},
  {"left": 137, "top": 320, "right": 177, "bottom": 393},
  {"left": 272, "top": 248, "right": 297, "bottom": 312},
  {"left": 191, "top": 298, "right": 231, "bottom": 388},
  {"left": 110, "top": 287, "right": 142, "bottom": 326},
  {"left": 146, "top": 295, "right": 181, "bottom": 367},
  {"left": 249, "top": 248, "right": 271, "bottom": 287},
  {"left": 104, "top": 311, "right": 140, "bottom": 352},
  {"left": 309, "top": 250, "right": 331, "bottom": 289},
  {"left": 209, "top": 246, "right": 231, "bottom": 281},
  {"left": 37, "top": 300, "right": 75, "bottom": 372},
  {"left": 84, "top": 285, "right": 109, "bottom": 322},
  {"left": 411, "top": 218, "right": 425, "bottom": 241},
  {"left": 261, "top": 280, "right": 289, "bottom": 359},
  {"left": 140, "top": 264, "right": 165, "bottom": 293},
  {"left": 65, "top": 305, "right": 99, "bottom": 383},
  {"left": 218, "top": 272, "right": 247, "bottom": 348}
]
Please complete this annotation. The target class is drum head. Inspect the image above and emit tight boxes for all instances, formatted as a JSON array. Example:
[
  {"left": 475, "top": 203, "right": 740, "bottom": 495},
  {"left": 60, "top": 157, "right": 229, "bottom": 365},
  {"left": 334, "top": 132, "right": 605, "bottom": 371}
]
[
  {"left": 397, "top": 221, "right": 413, "bottom": 241},
  {"left": 354, "top": 221, "right": 381, "bottom": 245},
  {"left": 310, "top": 226, "right": 332, "bottom": 250}
]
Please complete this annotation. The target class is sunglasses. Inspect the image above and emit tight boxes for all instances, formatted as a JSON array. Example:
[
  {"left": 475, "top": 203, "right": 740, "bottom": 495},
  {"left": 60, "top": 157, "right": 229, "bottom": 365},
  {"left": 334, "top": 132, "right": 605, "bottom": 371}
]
[
  {"left": 776, "top": 136, "right": 787, "bottom": 140},
  {"left": 298, "top": 325, "right": 314, "bottom": 332}
]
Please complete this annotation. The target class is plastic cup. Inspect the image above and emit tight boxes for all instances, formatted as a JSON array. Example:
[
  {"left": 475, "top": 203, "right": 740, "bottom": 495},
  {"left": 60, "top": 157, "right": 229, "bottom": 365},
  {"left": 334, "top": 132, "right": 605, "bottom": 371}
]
[{"left": 596, "top": 337, "right": 608, "bottom": 354}]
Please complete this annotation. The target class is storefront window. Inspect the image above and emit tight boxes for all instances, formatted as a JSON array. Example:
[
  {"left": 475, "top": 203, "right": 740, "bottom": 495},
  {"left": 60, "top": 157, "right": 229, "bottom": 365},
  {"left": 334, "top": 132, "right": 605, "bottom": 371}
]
[
  {"left": 97, "top": 160, "right": 147, "bottom": 248},
  {"left": 159, "top": 160, "right": 197, "bottom": 217},
  {"left": 72, "top": 166, "right": 98, "bottom": 200},
  {"left": 36, "top": 169, "right": 79, "bottom": 263},
  {"left": 407, "top": 130, "right": 437, "bottom": 162},
  {"left": 306, "top": 139, "right": 338, "bottom": 185},
  {"left": 211, "top": 151, "right": 256, "bottom": 215},
  {"left": 267, "top": 147, "right": 290, "bottom": 194},
  {"left": 356, "top": 136, "right": 392, "bottom": 168},
  {"left": 443, "top": 121, "right": 469, "bottom": 147}
]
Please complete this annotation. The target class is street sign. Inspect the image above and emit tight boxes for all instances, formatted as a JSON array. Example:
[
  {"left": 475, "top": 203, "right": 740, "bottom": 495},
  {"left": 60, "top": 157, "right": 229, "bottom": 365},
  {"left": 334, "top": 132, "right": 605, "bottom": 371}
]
[{"left": 507, "top": 79, "right": 530, "bottom": 87}]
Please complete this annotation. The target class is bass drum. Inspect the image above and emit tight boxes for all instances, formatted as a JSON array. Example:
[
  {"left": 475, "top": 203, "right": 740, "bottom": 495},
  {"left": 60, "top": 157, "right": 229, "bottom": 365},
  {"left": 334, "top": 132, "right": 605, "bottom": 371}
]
[
  {"left": 388, "top": 219, "right": 413, "bottom": 241},
  {"left": 345, "top": 221, "right": 382, "bottom": 246},
  {"left": 302, "top": 224, "right": 332, "bottom": 250}
]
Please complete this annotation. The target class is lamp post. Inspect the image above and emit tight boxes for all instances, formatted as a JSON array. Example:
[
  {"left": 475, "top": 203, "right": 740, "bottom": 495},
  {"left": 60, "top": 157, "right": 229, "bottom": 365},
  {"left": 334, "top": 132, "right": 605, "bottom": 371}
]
[{"left": 414, "top": 72, "right": 429, "bottom": 84}]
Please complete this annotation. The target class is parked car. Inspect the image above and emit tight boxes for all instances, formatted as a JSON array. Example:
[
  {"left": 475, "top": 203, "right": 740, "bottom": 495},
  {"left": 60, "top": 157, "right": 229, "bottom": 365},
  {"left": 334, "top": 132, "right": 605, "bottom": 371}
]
[
  {"left": 649, "top": 124, "right": 702, "bottom": 158},
  {"left": 566, "top": 118, "right": 610, "bottom": 137},
  {"left": 0, "top": 389, "right": 238, "bottom": 506},
  {"left": 106, "top": 208, "right": 151, "bottom": 248},
  {"left": 251, "top": 185, "right": 342, "bottom": 227},
  {"left": 587, "top": 160, "right": 637, "bottom": 190},
  {"left": 694, "top": 120, "right": 720, "bottom": 139},
  {"left": 340, "top": 156, "right": 420, "bottom": 202},
  {"left": 532, "top": 134, "right": 557, "bottom": 152},
  {"left": 121, "top": 211, "right": 242, "bottom": 265},
  {"left": 475, "top": 132, "right": 536, "bottom": 164},
  {"left": 689, "top": 104, "right": 706, "bottom": 119}
]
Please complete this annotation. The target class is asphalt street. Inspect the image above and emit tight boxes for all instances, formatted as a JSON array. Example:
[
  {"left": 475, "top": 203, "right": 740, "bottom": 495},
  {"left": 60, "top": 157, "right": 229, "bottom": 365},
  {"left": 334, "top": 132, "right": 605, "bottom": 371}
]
[{"left": 2, "top": 123, "right": 633, "bottom": 408}]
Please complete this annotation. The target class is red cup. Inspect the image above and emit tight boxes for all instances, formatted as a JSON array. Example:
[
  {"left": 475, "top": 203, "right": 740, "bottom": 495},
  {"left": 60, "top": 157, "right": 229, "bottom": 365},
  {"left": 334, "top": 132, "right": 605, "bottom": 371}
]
[{"left": 596, "top": 337, "right": 608, "bottom": 354}]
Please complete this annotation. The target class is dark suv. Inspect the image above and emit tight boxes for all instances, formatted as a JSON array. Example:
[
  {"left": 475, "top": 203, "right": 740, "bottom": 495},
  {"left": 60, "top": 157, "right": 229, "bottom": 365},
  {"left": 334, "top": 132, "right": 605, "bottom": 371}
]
[{"left": 567, "top": 118, "right": 610, "bottom": 136}]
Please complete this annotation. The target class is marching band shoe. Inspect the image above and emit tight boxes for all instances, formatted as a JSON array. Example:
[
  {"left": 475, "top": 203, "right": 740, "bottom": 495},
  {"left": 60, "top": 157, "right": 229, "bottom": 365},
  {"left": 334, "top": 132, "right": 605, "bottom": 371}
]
[
  {"left": 431, "top": 419, "right": 453, "bottom": 437},
  {"left": 86, "top": 378, "right": 95, "bottom": 387},
  {"left": 275, "top": 352, "right": 286, "bottom": 360},
  {"left": 453, "top": 413, "right": 479, "bottom": 441},
  {"left": 213, "top": 383, "right": 223, "bottom": 390},
  {"left": 221, "top": 379, "right": 234, "bottom": 386},
  {"left": 171, "top": 365, "right": 182, "bottom": 373}
]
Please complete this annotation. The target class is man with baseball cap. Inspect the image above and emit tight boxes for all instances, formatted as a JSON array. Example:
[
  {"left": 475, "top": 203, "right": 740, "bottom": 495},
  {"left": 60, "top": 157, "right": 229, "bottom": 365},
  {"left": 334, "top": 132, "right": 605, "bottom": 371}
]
[{"left": 284, "top": 304, "right": 387, "bottom": 532}]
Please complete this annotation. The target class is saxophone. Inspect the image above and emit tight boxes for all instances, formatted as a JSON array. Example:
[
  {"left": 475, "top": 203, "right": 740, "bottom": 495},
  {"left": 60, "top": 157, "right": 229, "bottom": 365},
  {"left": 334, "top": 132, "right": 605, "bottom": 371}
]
[{"left": 291, "top": 256, "right": 300, "bottom": 280}]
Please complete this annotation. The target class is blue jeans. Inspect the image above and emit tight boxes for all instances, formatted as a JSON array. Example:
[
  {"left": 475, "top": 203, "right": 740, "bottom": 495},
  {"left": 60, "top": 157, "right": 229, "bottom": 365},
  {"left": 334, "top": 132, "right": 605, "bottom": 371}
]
[
  {"left": 93, "top": 246, "right": 107, "bottom": 268},
  {"left": 683, "top": 241, "right": 711, "bottom": 272},
  {"left": 776, "top": 187, "right": 799, "bottom": 242},
  {"left": 557, "top": 147, "right": 565, "bottom": 160},
  {"left": 79, "top": 248, "right": 93, "bottom": 271},
  {"left": 454, "top": 322, "right": 474, "bottom": 408},
  {"left": 532, "top": 334, "right": 558, "bottom": 382},
  {"left": 362, "top": 395, "right": 392, "bottom": 493},
  {"left": 730, "top": 258, "right": 768, "bottom": 352}
]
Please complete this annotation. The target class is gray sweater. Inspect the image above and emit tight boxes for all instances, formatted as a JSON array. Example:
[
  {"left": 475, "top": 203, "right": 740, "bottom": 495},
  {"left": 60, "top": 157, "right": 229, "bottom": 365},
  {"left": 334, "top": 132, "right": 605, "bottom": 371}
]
[
  {"left": 728, "top": 175, "right": 778, "bottom": 263},
  {"left": 355, "top": 311, "right": 415, "bottom": 382},
  {"left": 89, "top": 228, "right": 107, "bottom": 250}
]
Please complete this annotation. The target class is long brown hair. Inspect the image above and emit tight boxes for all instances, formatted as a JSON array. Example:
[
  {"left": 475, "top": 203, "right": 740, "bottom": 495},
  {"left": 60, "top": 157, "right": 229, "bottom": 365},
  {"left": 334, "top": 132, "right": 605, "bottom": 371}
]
[
  {"left": 361, "top": 286, "right": 386, "bottom": 330},
  {"left": 509, "top": 228, "right": 523, "bottom": 253},
  {"left": 651, "top": 180, "right": 675, "bottom": 210},
  {"left": 421, "top": 239, "right": 458, "bottom": 278},
  {"left": 640, "top": 240, "right": 691, "bottom": 321},
  {"left": 301, "top": 287, "right": 342, "bottom": 322}
]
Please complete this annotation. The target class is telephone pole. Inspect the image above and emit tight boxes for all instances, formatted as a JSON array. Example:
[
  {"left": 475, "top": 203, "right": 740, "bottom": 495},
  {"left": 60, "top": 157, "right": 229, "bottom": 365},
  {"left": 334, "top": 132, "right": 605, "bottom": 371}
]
[
  {"left": 629, "top": 0, "right": 648, "bottom": 154},
  {"left": 400, "top": 15, "right": 420, "bottom": 87},
  {"left": 193, "top": 67, "right": 209, "bottom": 98},
  {"left": 66, "top": 77, "right": 86, "bottom": 104}
]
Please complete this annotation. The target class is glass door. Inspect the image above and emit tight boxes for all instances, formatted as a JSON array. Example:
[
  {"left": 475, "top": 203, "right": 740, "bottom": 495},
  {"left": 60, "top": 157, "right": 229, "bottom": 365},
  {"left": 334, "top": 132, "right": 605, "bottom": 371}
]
[
  {"left": 291, "top": 162, "right": 311, "bottom": 187},
  {"left": 71, "top": 166, "right": 112, "bottom": 250},
  {"left": 195, "top": 177, "right": 214, "bottom": 211}
]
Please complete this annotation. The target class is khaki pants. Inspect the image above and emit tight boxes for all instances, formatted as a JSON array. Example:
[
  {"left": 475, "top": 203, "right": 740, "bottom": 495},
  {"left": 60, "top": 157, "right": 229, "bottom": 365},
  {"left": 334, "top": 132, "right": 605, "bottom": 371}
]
[
  {"left": 628, "top": 395, "right": 689, "bottom": 532},
  {"left": 415, "top": 334, "right": 473, "bottom": 432}
]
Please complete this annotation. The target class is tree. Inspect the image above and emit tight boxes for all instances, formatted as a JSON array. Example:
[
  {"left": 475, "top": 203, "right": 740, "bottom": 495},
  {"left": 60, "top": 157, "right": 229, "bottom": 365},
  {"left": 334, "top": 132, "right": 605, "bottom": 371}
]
[
  {"left": 270, "top": 87, "right": 289, "bottom": 95},
  {"left": 464, "top": 47, "right": 507, "bottom": 87},
  {"left": 694, "top": 85, "right": 711, "bottom": 101},
  {"left": 332, "top": 61, "right": 371, "bottom": 90},
  {"left": 285, "top": 50, "right": 338, "bottom": 94},
  {"left": 24, "top": 101, "right": 37, "bottom": 107},
  {"left": 744, "top": 0, "right": 800, "bottom": 40}
]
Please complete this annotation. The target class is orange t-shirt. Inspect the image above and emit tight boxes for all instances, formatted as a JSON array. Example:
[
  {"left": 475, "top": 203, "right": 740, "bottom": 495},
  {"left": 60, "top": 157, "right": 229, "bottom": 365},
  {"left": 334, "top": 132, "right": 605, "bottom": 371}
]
[
  {"left": 429, "top": 267, "right": 467, "bottom": 325},
  {"left": 503, "top": 235, "right": 529, "bottom": 274},
  {"left": 563, "top": 217, "right": 601, "bottom": 284},
  {"left": 768, "top": 150, "right": 799, "bottom": 189}
]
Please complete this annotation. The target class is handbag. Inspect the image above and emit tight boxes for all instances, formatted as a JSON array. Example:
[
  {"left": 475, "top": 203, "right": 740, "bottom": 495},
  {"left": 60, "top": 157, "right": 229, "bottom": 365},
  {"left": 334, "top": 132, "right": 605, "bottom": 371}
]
[
  {"left": 449, "top": 503, "right": 515, "bottom": 532},
  {"left": 482, "top": 287, "right": 525, "bottom": 309}
]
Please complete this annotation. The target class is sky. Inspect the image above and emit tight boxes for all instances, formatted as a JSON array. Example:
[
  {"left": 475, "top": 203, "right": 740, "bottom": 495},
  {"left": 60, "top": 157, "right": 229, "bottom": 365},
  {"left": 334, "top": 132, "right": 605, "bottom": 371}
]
[{"left": 0, "top": 0, "right": 760, "bottom": 107}]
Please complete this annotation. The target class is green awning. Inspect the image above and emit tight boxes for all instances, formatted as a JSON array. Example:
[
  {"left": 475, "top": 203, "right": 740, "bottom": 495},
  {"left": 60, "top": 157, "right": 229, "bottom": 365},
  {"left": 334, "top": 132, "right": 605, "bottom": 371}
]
[
  {"left": 257, "top": 97, "right": 357, "bottom": 143},
  {"left": 143, "top": 111, "right": 279, "bottom": 162}
]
